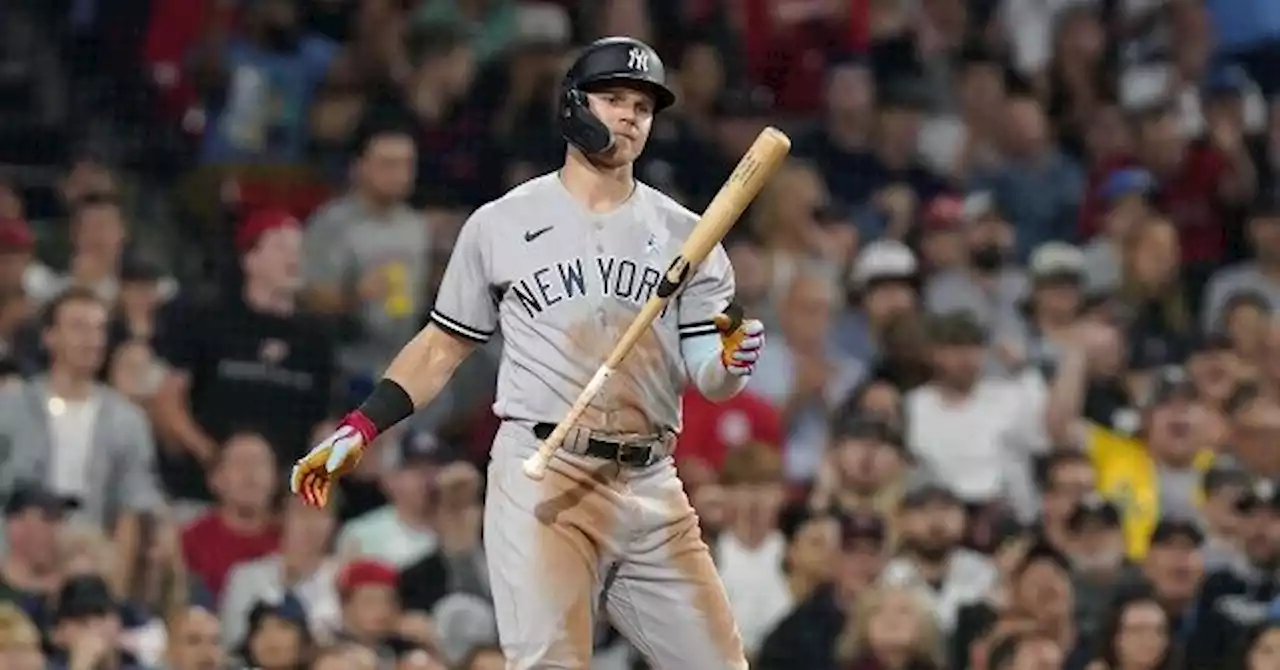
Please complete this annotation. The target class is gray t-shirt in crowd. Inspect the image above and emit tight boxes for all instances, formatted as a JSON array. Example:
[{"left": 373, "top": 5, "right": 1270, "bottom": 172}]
[
  {"left": 303, "top": 195, "right": 431, "bottom": 376},
  {"left": 1157, "top": 463, "right": 1205, "bottom": 524}
]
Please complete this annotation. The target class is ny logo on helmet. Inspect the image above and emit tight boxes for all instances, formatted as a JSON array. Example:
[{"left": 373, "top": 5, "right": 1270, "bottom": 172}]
[{"left": 627, "top": 48, "right": 650, "bottom": 72}]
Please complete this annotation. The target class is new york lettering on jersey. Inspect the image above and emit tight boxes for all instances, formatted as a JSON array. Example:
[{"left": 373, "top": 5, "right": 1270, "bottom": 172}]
[{"left": 509, "top": 255, "right": 665, "bottom": 318}]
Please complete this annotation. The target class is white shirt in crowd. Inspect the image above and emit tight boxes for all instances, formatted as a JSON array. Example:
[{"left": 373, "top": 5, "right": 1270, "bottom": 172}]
[
  {"left": 905, "top": 376, "right": 1048, "bottom": 509},
  {"left": 714, "top": 532, "right": 793, "bottom": 657},
  {"left": 881, "top": 548, "right": 998, "bottom": 634},
  {"left": 337, "top": 506, "right": 440, "bottom": 569},
  {"left": 47, "top": 393, "right": 100, "bottom": 498},
  {"left": 219, "top": 555, "right": 342, "bottom": 648}
]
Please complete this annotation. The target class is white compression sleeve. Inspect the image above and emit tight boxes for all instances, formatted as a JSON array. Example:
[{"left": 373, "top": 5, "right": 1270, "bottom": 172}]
[{"left": 680, "top": 333, "right": 749, "bottom": 401}]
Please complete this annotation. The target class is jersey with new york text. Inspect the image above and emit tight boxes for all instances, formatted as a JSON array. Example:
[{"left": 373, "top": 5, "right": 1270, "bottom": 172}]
[{"left": 427, "top": 173, "right": 735, "bottom": 435}]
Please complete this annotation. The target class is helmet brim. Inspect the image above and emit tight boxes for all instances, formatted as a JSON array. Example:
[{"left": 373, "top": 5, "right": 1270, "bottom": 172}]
[{"left": 579, "top": 76, "right": 676, "bottom": 112}]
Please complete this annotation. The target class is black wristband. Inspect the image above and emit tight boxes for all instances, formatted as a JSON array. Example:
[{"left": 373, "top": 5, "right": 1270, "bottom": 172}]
[{"left": 358, "top": 378, "right": 415, "bottom": 433}]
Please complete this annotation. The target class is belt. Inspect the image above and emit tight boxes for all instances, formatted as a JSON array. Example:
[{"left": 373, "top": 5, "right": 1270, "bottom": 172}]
[{"left": 532, "top": 422, "right": 667, "bottom": 468}]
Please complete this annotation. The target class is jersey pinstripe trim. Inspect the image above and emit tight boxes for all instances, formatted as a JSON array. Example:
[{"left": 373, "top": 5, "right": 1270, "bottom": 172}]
[
  {"left": 429, "top": 309, "right": 493, "bottom": 343},
  {"left": 678, "top": 320, "right": 719, "bottom": 339}
]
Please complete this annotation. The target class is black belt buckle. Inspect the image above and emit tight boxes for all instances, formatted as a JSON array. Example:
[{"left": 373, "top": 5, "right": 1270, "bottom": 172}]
[{"left": 608, "top": 442, "right": 654, "bottom": 468}]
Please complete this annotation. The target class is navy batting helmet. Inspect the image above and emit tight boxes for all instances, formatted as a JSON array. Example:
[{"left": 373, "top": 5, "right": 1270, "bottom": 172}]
[{"left": 559, "top": 37, "right": 676, "bottom": 155}]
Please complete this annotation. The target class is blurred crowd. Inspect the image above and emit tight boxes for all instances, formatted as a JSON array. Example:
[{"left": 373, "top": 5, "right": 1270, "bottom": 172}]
[{"left": 2, "top": 0, "right": 1280, "bottom": 669}]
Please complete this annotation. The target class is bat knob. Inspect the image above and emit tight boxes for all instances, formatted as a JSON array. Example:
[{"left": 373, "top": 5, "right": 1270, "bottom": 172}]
[{"left": 522, "top": 453, "right": 549, "bottom": 480}]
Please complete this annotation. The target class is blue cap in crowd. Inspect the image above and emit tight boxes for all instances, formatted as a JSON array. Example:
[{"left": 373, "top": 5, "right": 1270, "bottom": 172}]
[
  {"left": 1101, "top": 168, "right": 1155, "bottom": 203},
  {"left": 1202, "top": 65, "right": 1253, "bottom": 101}
]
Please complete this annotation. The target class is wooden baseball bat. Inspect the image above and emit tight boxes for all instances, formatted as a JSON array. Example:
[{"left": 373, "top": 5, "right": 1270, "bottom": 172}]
[{"left": 522, "top": 126, "right": 792, "bottom": 480}]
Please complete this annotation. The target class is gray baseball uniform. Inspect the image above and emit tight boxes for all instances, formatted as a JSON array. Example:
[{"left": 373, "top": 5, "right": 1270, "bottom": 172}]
[{"left": 429, "top": 173, "right": 747, "bottom": 669}]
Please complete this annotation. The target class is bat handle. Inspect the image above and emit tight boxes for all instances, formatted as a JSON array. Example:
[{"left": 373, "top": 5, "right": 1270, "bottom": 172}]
[{"left": 522, "top": 366, "right": 615, "bottom": 480}]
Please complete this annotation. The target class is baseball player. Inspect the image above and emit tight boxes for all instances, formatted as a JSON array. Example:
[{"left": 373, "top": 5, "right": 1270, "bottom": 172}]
[{"left": 290, "top": 37, "right": 765, "bottom": 669}]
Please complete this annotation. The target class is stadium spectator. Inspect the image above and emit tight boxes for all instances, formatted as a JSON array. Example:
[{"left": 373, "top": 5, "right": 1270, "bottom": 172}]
[
  {"left": 154, "top": 208, "right": 333, "bottom": 511},
  {"left": 179, "top": 432, "right": 281, "bottom": 601},
  {"left": 0, "top": 287, "right": 161, "bottom": 592},
  {"left": 219, "top": 495, "right": 340, "bottom": 649},
  {"left": 0, "top": 483, "right": 76, "bottom": 605},
  {"left": 162, "top": 604, "right": 223, "bottom": 670}
]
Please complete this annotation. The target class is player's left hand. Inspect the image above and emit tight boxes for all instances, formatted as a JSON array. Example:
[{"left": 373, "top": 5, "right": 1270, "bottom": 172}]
[{"left": 712, "top": 304, "right": 764, "bottom": 376}]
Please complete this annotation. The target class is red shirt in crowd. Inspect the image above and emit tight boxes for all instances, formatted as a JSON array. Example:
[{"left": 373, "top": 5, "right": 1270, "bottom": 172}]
[
  {"left": 180, "top": 512, "right": 281, "bottom": 600},
  {"left": 1078, "top": 147, "right": 1233, "bottom": 264},
  {"left": 740, "top": 0, "right": 868, "bottom": 113},
  {"left": 676, "top": 386, "right": 784, "bottom": 472}
]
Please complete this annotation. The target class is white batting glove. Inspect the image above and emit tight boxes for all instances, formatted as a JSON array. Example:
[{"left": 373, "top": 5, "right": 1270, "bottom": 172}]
[
  {"left": 289, "top": 421, "right": 367, "bottom": 508},
  {"left": 712, "top": 312, "right": 765, "bottom": 377}
]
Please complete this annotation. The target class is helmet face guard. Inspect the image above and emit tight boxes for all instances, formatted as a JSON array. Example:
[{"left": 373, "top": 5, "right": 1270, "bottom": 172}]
[{"left": 559, "top": 37, "right": 676, "bottom": 155}]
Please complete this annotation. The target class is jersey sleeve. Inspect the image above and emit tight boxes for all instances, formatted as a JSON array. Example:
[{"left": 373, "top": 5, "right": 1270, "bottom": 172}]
[
  {"left": 428, "top": 211, "right": 497, "bottom": 343},
  {"left": 677, "top": 243, "right": 735, "bottom": 340}
]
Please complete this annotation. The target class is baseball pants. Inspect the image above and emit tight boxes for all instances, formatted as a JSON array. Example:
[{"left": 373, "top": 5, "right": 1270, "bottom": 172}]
[{"left": 483, "top": 421, "right": 748, "bottom": 670}]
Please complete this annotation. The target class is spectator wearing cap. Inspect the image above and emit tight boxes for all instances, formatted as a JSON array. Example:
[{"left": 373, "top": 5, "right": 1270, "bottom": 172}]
[
  {"left": 235, "top": 593, "right": 313, "bottom": 670},
  {"left": 220, "top": 494, "right": 341, "bottom": 649},
  {"left": 1048, "top": 325, "right": 1219, "bottom": 558},
  {"left": 0, "top": 483, "right": 77, "bottom": 604},
  {"left": 969, "top": 92, "right": 1084, "bottom": 262},
  {"left": 179, "top": 432, "right": 282, "bottom": 601},
  {"left": 808, "top": 412, "right": 910, "bottom": 526},
  {"left": 996, "top": 242, "right": 1088, "bottom": 375},
  {"left": 711, "top": 443, "right": 789, "bottom": 656},
  {"left": 153, "top": 207, "right": 334, "bottom": 511},
  {"left": 337, "top": 429, "right": 455, "bottom": 568},
  {"left": 906, "top": 312, "right": 1048, "bottom": 512},
  {"left": 1070, "top": 494, "right": 1138, "bottom": 641},
  {"left": 396, "top": 453, "right": 488, "bottom": 614},
  {"left": 163, "top": 604, "right": 223, "bottom": 670},
  {"left": 923, "top": 191, "right": 1030, "bottom": 332},
  {"left": 1129, "top": 519, "right": 1205, "bottom": 643},
  {"left": 749, "top": 269, "right": 865, "bottom": 481},
  {"left": 881, "top": 475, "right": 997, "bottom": 634},
  {"left": 301, "top": 123, "right": 427, "bottom": 380},
  {"left": 1203, "top": 191, "right": 1280, "bottom": 329},
  {"left": 0, "top": 287, "right": 162, "bottom": 588},
  {"left": 1200, "top": 462, "right": 1250, "bottom": 571},
  {"left": 833, "top": 239, "right": 920, "bottom": 363},
  {"left": 1081, "top": 168, "right": 1155, "bottom": 297},
  {"left": 756, "top": 512, "right": 889, "bottom": 670},
  {"left": 1190, "top": 478, "right": 1280, "bottom": 664},
  {"left": 48, "top": 574, "right": 150, "bottom": 670},
  {"left": 335, "top": 558, "right": 400, "bottom": 658}
]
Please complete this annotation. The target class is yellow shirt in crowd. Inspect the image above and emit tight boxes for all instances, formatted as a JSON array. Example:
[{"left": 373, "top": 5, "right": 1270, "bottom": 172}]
[{"left": 1084, "top": 423, "right": 1215, "bottom": 559}]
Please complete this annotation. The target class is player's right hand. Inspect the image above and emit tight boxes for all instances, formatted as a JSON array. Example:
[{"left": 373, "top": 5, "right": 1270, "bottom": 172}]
[{"left": 290, "top": 419, "right": 368, "bottom": 508}]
